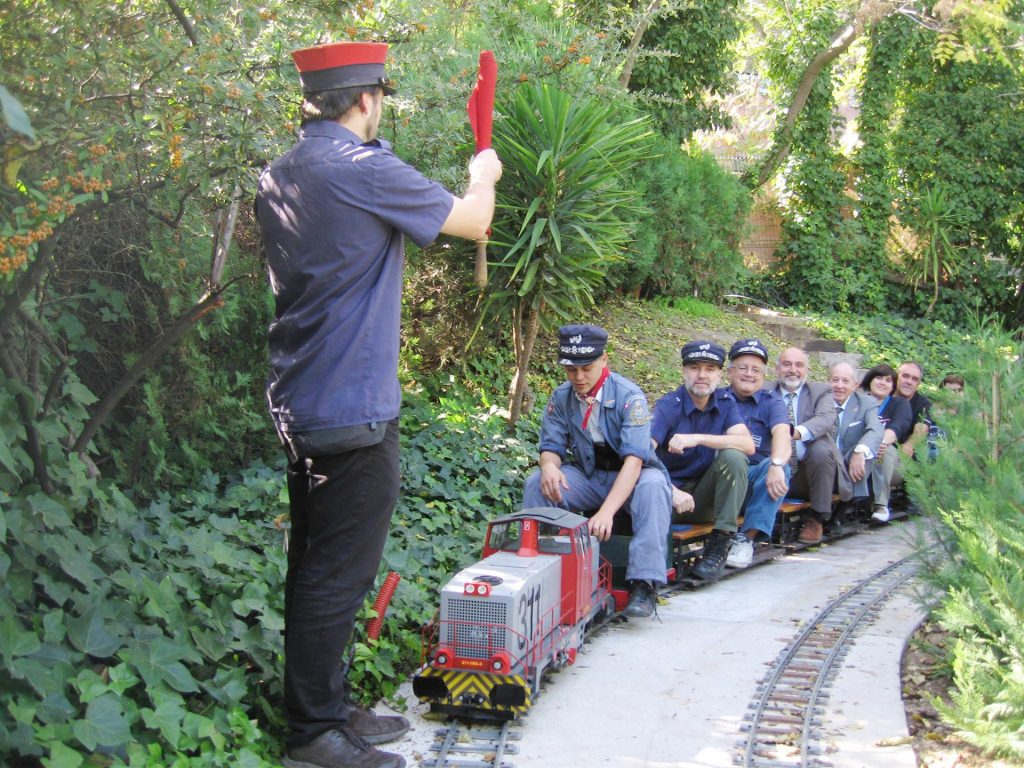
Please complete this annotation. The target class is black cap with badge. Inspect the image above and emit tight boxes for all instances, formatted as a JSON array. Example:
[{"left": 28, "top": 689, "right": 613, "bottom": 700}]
[
  {"left": 728, "top": 338, "right": 769, "bottom": 363},
  {"left": 557, "top": 324, "right": 608, "bottom": 366},
  {"left": 680, "top": 340, "right": 726, "bottom": 367}
]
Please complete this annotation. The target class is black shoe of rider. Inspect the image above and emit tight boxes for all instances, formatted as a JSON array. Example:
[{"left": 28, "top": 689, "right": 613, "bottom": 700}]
[
  {"left": 623, "top": 580, "right": 657, "bottom": 618},
  {"left": 282, "top": 727, "right": 406, "bottom": 768},
  {"left": 691, "top": 530, "right": 732, "bottom": 582}
]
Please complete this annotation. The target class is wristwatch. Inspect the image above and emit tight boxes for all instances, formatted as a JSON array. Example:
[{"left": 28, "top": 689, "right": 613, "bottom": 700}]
[{"left": 770, "top": 458, "right": 786, "bottom": 467}]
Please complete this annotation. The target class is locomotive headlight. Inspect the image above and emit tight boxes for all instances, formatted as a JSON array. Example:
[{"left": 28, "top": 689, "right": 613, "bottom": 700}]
[
  {"left": 464, "top": 583, "right": 477, "bottom": 595},
  {"left": 433, "top": 649, "right": 450, "bottom": 667}
]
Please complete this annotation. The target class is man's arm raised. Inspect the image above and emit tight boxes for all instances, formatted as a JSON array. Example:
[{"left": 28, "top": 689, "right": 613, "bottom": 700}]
[{"left": 440, "top": 148, "right": 502, "bottom": 240}]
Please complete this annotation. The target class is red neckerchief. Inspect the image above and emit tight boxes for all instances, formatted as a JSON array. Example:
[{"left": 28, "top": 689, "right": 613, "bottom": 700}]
[{"left": 577, "top": 367, "right": 610, "bottom": 429}]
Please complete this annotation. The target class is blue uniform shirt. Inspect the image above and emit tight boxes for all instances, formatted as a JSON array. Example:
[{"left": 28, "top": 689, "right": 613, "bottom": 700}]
[
  {"left": 256, "top": 121, "right": 454, "bottom": 434},
  {"left": 539, "top": 372, "right": 662, "bottom": 477},
  {"left": 722, "top": 385, "right": 788, "bottom": 464},
  {"left": 650, "top": 386, "right": 743, "bottom": 485}
]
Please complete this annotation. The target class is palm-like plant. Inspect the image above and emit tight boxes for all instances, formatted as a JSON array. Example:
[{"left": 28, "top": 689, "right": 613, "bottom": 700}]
[
  {"left": 903, "top": 186, "right": 968, "bottom": 315},
  {"left": 485, "top": 84, "right": 653, "bottom": 426}
]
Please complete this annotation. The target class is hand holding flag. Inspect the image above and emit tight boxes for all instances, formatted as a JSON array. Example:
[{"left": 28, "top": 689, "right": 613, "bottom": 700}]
[{"left": 467, "top": 51, "right": 497, "bottom": 288}]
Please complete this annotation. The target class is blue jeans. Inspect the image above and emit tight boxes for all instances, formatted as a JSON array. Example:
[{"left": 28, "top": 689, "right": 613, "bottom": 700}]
[
  {"left": 741, "top": 456, "right": 791, "bottom": 538},
  {"left": 523, "top": 465, "right": 672, "bottom": 584}
]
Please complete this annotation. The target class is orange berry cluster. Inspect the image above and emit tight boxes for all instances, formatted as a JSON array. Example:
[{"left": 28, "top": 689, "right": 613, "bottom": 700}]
[
  {"left": 169, "top": 134, "right": 185, "bottom": 169},
  {"left": 66, "top": 171, "right": 110, "bottom": 194},
  {"left": 47, "top": 195, "right": 76, "bottom": 216},
  {"left": 0, "top": 223, "right": 53, "bottom": 274},
  {"left": 0, "top": 250, "right": 30, "bottom": 275}
]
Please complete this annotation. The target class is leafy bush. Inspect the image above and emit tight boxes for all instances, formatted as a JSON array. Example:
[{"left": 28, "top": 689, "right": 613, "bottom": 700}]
[
  {"left": 614, "top": 140, "right": 750, "bottom": 301},
  {"left": 906, "top": 319, "right": 1024, "bottom": 761}
]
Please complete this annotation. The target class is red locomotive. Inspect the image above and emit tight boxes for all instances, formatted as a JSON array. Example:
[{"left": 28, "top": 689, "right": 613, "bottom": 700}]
[{"left": 412, "top": 507, "right": 616, "bottom": 720}]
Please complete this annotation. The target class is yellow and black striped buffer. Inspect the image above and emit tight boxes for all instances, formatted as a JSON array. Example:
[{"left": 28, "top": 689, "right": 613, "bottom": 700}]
[{"left": 414, "top": 667, "right": 532, "bottom": 716}]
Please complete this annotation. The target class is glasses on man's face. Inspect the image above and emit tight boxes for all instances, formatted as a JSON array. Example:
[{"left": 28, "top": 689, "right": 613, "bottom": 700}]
[{"left": 732, "top": 365, "right": 765, "bottom": 375}]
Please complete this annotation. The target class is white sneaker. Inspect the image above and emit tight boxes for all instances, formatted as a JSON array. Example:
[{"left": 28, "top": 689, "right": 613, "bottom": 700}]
[
  {"left": 871, "top": 506, "right": 891, "bottom": 523},
  {"left": 725, "top": 533, "right": 753, "bottom": 568}
]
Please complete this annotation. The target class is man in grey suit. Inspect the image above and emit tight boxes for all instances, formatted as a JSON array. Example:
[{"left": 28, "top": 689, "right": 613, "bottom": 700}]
[
  {"left": 798, "top": 361, "right": 884, "bottom": 543},
  {"left": 771, "top": 348, "right": 839, "bottom": 542}
]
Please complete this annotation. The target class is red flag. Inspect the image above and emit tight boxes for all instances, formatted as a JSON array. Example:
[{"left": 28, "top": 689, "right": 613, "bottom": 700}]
[{"left": 467, "top": 50, "right": 496, "bottom": 153}]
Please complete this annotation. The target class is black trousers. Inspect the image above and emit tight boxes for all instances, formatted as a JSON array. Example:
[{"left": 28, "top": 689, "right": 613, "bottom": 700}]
[{"left": 283, "top": 419, "right": 400, "bottom": 747}]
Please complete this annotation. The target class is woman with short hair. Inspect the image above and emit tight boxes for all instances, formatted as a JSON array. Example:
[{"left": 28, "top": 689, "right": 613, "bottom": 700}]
[{"left": 861, "top": 364, "right": 913, "bottom": 522}]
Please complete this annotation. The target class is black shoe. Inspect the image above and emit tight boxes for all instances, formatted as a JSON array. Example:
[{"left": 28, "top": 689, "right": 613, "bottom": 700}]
[
  {"left": 346, "top": 707, "right": 410, "bottom": 745},
  {"left": 691, "top": 531, "right": 732, "bottom": 582},
  {"left": 283, "top": 727, "right": 406, "bottom": 768},
  {"left": 623, "top": 580, "right": 657, "bottom": 618}
]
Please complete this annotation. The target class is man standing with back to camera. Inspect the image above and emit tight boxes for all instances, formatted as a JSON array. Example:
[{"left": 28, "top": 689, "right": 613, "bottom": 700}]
[{"left": 256, "top": 41, "right": 501, "bottom": 768}]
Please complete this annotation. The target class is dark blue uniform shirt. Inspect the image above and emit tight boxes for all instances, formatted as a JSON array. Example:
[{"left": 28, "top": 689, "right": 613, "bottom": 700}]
[
  {"left": 651, "top": 386, "right": 743, "bottom": 485},
  {"left": 722, "top": 385, "right": 788, "bottom": 464},
  {"left": 256, "top": 121, "right": 453, "bottom": 434}
]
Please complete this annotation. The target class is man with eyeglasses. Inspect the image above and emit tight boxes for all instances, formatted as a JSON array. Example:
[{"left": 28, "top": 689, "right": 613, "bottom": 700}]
[
  {"left": 650, "top": 340, "right": 755, "bottom": 582},
  {"left": 719, "top": 340, "right": 792, "bottom": 568}
]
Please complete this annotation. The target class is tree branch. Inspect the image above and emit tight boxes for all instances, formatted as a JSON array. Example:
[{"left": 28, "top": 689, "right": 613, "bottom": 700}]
[
  {"left": 165, "top": 0, "right": 199, "bottom": 46},
  {"left": 209, "top": 184, "right": 242, "bottom": 286},
  {"left": 70, "top": 275, "right": 253, "bottom": 456},
  {"left": 747, "top": 7, "right": 872, "bottom": 189},
  {"left": 619, "top": 0, "right": 664, "bottom": 90}
]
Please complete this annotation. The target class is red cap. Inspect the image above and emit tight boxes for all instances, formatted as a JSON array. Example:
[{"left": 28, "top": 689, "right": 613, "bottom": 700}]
[{"left": 291, "top": 42, "right": 395, "bottom": 95}]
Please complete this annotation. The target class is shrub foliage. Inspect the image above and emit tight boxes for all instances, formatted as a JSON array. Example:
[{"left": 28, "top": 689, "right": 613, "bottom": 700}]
[{"left": 907, "top": 319, "right": 1024, "bottom": 761}]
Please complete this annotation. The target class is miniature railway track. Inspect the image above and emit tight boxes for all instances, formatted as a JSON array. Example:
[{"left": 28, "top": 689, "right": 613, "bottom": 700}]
[
  {"left": 737, "top": 552, "right": 922, "bottom": 768},
  {"left": 425, "top": 721, "right": 522, "bottom": 768}
]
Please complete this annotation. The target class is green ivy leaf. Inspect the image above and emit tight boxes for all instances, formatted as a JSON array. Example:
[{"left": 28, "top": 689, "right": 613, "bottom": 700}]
[
  {"left": 0, "top": 615, "right": 41, "bottom": 660},
  {"left": 41, "top": 740, "right": 84, "bottom": 768},
  {"left": 141, "top": 693, "right": 185, "bottom": 749},
  {"left": 71, "top": 693, "right": 131, "bottom": 751},
  {"left": 122, "top": 637, "right": 199, "bottom": 693},
  {"left": 141, "top": 575, "right": 186, "bottom": 626},
  {"left": 67, "top": 600, "right": 123, "bottom": 658},
  {"left": 10, "top": 656, "right": 66, "bottom": 698},
  {"left": 28, "top": 492, "right": 73, "bottom": 530}
]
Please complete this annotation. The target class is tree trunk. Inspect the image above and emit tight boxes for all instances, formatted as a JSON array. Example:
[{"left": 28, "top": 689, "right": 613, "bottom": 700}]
[
  {"left": 0, "top": 336, "right": 54, "bottom": 494},
  {"left": 507, "top": 300, "right": 542, "bottom": 429}
]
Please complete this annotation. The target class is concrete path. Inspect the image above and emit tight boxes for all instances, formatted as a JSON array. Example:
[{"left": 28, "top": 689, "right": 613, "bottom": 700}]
[{"left": 380, "top": 521, "right": 927, "bottom": 768}]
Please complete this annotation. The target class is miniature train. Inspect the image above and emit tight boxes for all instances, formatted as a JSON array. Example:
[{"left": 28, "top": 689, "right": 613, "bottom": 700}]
[
  {"left": 412, "top": 507, "right": 616, "bottom": 720},
  {"left": 412, "top": 496, "right": 912, "bottom": 720}
]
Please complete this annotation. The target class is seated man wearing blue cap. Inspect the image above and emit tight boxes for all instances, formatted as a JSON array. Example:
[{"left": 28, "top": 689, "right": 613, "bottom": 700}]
[
  {"left": 523, "top": 324, "right": 672, "bottom": 619},
  {"left": 720, "top": 339, "right": 792, "bottom": 568},
  {"left": 651, "top": 340, "right": 755, "bottom": 582}
]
